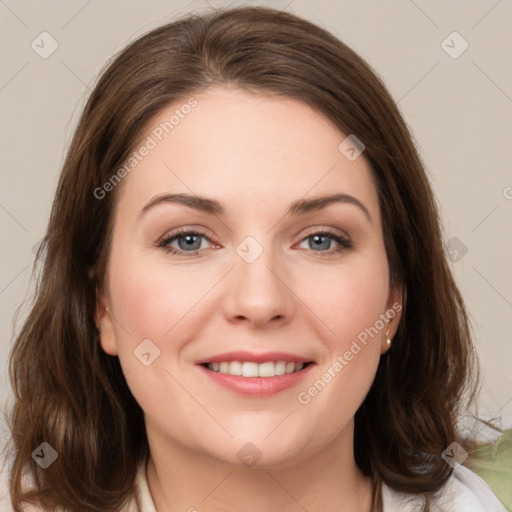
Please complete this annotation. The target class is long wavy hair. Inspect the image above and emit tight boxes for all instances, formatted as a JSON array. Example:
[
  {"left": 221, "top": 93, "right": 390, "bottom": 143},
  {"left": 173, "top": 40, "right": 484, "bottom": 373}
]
[{"left": 6, "top": 6, "right": 479, "bottom": 511}]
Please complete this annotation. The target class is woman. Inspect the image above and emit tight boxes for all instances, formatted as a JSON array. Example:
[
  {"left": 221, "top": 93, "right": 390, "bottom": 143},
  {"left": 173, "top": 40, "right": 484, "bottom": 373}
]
[{"left": 5, "top": 6, "right": 507, "bottom": 512}]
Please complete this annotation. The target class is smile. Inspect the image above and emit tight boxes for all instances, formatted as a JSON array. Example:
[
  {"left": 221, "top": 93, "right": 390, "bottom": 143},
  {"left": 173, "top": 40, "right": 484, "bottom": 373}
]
[
  {"left": 204, "top": 361, "right": 306, "bottom": 377},
  {"left": 196, "top": 351, "right": 314, "bottom": 396}
]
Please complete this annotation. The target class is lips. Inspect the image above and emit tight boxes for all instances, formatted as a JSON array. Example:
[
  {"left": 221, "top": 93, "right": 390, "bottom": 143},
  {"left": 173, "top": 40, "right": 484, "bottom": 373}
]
[{"left": 196, "top": 351, "right": 314, "bottom": 396}]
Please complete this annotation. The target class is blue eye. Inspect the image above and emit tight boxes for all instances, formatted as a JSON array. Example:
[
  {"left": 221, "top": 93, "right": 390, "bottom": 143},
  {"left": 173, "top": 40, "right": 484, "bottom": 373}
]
[
  {"left": 298, "top": 231, "right": 352, "bottom": 254},
  {"left": 159, "top": 230, "right": 210, "bottom": 255},
  {"left": 158, "top": 229, "right": 352, "bottom": 256}
]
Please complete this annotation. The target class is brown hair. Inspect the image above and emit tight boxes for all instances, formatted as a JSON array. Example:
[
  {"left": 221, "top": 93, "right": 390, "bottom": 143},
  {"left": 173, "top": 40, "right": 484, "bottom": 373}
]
[{"left": 6, "top": 6, "right": 479, "bottom": 511}]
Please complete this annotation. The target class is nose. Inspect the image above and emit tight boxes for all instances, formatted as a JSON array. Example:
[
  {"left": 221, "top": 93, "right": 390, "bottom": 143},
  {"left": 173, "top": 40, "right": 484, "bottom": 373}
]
[{"left": 222, "top": 247, "right": 295, "bottom": 329}]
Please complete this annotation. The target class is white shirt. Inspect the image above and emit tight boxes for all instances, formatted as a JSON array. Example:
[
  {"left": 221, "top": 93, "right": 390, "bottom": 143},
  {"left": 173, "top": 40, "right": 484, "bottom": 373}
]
[{"left": 128, "top": 461, "right": 508, "bottom": 512}]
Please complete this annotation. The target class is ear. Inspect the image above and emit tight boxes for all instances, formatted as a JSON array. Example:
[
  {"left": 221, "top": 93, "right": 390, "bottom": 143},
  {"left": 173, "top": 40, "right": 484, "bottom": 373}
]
[
  {"left": 95, "top": 285, "right": 119, "bottom": 356},
  {"left": 380, "top": 283, "right": 405, "bottom": 354}
]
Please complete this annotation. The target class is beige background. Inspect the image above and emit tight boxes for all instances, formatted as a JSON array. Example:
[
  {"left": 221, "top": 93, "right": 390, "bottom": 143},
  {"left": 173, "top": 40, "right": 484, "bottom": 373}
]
[{"left": 1, "top": 0, "right": 511, "bottom": 470}]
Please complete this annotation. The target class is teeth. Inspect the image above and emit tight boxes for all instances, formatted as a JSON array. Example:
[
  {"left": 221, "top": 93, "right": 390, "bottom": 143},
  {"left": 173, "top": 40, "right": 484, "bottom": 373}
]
[
  {"left": 229, "top": 361, "right": 242, "bottom": 375},
  {"left": 258, "top": 362, "right": 274, "bottom": 377},
  {"left": 207, "top": 360, "right": 306, "bottom": 377},
  {"left": 275, "top": 361, "right": 286, "bottom": 375},
  {"left": 242, "top": 362, "right": 259, "bottom": 377}
]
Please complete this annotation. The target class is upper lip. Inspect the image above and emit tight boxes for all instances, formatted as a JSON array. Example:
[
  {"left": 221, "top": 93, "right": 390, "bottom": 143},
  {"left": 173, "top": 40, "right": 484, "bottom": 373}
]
[{"left": 195, "top": 351, "right": 313, "bottom": 365}]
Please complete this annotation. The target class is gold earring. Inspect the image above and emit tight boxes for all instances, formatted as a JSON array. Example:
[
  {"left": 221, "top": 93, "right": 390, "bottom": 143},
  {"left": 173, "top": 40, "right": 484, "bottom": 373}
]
[
  {"left": 105, "top": 306, "right": 109, "bottom": 314},
  {"left": 385, "top": 328, "right": 392, "bottom": 347}
]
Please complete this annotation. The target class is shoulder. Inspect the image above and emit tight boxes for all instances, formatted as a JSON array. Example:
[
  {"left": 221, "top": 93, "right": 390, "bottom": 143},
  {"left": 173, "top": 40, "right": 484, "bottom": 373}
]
[{"left": 382, "top": 464, "right": 508, "bottom": 511}]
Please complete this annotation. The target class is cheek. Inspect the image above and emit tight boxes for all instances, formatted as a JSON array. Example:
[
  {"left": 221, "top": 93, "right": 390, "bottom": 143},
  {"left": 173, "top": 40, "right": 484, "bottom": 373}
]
[
  {"left": 105, "top": 248, "right": 224, "bottom": 418},
  {"left": 298, "top": 253, "right": 390, "bottom": 345},
  {"left": 108, "top": 249, "right": 215, "bottom": 346},
  {"left": 106, "top": 250, "right": 211, "bottom": 434},
  {"left": 293, "top": 253, "right": 388, "bottom": 416}
]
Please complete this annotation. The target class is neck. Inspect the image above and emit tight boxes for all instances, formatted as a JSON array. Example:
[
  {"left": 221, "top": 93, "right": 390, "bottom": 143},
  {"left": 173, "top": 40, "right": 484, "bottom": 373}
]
[{"left": 145, "top": 421, "right": 374, "bottom": 512}]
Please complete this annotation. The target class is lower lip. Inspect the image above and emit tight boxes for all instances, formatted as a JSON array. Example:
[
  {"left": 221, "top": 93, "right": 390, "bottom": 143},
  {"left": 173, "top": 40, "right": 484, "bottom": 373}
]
[{"left": 197, "top": 364, "right": 314, "bottom": 397}]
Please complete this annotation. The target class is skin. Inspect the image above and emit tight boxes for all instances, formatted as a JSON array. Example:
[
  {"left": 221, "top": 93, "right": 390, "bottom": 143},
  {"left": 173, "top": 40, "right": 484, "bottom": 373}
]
[{"left": 96, "top": 86, "right": 403, "bottom": 511}]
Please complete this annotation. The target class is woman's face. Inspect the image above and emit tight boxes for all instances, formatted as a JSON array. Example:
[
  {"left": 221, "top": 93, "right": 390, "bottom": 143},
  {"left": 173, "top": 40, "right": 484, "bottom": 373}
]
[{"left": 97, "top": 86, "right": 402, "bottom": 468}]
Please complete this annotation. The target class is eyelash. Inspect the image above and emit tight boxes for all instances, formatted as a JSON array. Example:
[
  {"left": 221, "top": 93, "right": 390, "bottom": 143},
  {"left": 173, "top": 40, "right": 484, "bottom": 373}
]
[{"left": 157, "top": 227, "right": 352, "bottom": 257}]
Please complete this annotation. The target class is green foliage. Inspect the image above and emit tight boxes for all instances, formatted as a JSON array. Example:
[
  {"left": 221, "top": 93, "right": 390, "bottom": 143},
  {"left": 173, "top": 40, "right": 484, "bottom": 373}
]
[{"left": 463, "top": 428, "right": 512, "bottom": 511}]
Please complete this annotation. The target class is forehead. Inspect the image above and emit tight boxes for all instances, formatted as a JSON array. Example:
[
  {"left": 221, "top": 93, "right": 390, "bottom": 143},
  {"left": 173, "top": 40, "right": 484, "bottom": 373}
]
[{"left": 115, "top": 86, "right": 379, "bottom": 224}]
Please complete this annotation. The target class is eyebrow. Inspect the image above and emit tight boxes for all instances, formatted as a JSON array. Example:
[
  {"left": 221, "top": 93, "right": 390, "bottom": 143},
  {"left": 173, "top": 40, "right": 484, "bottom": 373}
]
[{"left": 139, "top": 192, "right": 372, "bottom": 223}]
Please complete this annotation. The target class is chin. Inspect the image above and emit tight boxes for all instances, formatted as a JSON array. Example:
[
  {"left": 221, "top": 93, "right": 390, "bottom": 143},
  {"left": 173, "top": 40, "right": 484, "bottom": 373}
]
[{"left": 204, "top": 430, "right": 319, "bottom": 470}]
